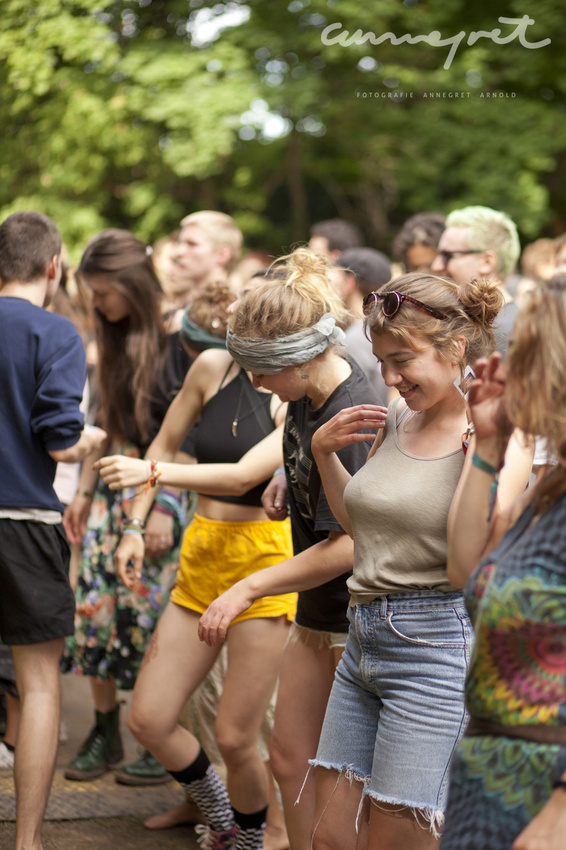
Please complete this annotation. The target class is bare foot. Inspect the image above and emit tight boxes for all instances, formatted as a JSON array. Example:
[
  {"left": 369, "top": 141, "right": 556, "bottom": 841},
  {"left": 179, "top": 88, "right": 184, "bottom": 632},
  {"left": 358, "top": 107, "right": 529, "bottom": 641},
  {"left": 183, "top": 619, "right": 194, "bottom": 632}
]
[
  {"left": 263, "top": 823, "right": 290, "bottom": 850},
  {"left": 144, "top": 799, "right": 206, "bottom": 830}
]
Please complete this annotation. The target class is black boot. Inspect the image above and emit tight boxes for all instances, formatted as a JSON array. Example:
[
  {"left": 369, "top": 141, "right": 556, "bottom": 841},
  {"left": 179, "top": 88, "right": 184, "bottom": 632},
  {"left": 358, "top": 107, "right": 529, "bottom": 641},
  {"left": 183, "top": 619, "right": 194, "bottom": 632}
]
[{"left": 64, "top": 704, "right": 123, "bottom": 781}]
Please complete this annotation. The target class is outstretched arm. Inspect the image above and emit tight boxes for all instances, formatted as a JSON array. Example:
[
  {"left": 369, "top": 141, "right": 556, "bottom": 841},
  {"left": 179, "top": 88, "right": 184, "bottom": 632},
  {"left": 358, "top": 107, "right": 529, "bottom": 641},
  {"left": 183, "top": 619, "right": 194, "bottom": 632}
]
[
  {"left": 95, "top": 424, "right": 285, "bottom": 496},
  {"left": 311, "top": 404, "right": 387, "bottom": 536},
  {"left": 198, "top": 531, "right": 353, "bottom": 646}
]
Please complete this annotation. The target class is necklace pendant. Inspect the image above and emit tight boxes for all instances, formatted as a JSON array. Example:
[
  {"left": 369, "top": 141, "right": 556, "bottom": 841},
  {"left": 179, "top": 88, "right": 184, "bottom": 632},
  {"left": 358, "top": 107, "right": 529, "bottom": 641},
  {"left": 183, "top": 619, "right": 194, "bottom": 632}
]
[{"left": 232, "top": 419, "right": 238, "bottom": 437}]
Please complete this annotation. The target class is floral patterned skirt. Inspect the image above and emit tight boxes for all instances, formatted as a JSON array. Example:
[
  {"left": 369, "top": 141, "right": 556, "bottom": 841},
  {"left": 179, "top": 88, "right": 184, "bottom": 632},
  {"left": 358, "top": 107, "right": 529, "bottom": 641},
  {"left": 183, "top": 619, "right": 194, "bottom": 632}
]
[{"left": 61, "top": 472, "right": 185, "bottom": 691}]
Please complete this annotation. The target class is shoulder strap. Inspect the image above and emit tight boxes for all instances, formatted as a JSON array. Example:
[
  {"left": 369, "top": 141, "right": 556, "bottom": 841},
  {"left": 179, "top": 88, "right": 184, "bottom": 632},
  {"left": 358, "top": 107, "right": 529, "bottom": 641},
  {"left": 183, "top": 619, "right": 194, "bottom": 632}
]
[
  {"left": 218, "top": 360, "right": 237, "bottom": 393},
  {"left": 238, "top": 371, "right": 274, "bottom": 436}
]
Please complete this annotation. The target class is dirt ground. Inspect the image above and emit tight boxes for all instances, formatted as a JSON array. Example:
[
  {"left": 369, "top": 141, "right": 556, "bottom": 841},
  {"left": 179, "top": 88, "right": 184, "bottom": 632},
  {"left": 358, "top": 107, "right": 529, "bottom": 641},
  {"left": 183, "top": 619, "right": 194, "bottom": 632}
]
[{"left": 0, "top": 817, "right": 200, "bottom": 849}]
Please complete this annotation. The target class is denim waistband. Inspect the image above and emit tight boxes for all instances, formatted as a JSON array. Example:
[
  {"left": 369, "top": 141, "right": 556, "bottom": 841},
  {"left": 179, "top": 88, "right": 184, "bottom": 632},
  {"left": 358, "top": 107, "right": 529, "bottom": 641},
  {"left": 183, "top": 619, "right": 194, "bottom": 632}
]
[{"left": 353, "top": 589, "right": 465, "bottom": 618}]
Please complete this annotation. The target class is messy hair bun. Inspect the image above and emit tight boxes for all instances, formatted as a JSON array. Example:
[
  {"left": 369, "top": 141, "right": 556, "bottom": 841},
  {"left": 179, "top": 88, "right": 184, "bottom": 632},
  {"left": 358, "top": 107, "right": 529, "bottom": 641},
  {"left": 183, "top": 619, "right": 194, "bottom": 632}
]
[
  {"left": 365, "top": 272, "right": 504, "bottom": 371},
  {"left": 188, "top": 283, "right": 237, "bottom": 339},
  {"left": 458, "top": 278, "right": 504, "bottom": 329},
  {"left": 229, "top": 247, "right": 351, "bottom": 339}
]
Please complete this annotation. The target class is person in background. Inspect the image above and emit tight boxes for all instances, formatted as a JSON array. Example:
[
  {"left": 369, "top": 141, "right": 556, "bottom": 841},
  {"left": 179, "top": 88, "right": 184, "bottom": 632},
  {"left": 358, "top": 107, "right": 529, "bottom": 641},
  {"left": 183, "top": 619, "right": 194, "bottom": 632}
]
[
  {"left": 431, "top": 205, "right": 520, "bottom": 356},
  {"left": 168, "top": 210, "right": 243, "bottom": 309},
  {"left": 333, "top": 246, "right": 392, "bottom": 406},
  {"left": 554, "top": 233, "right": 566, "bottom": 272},
  {"left": 441, "top": 272, "right": 566, "bottom": 850},
  {"left": 309, "top": 218, "right": 364, "bottom": 263},
  {"left": 61, "top": 229, "right": 186, "bottom": 786},
  {"left": 0, "top": 210, "right": 106, "bottom": 850},
  {"left": 392, "top": 212, "right": 446, "bottom": 273}
]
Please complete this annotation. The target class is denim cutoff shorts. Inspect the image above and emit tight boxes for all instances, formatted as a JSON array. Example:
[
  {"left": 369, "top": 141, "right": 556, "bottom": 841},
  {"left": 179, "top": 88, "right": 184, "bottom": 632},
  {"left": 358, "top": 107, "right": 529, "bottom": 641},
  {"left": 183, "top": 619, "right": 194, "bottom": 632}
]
[{"left": 312, "top": 590, "right": 473, "bottom": 815}]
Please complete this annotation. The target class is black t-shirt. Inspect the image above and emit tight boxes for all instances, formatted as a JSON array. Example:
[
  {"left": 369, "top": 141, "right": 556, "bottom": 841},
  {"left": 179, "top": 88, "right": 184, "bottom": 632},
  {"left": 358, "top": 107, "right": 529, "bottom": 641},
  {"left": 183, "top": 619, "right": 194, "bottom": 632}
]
[{"left": 284, "top": 358, "right": 378, "bottom": 632}]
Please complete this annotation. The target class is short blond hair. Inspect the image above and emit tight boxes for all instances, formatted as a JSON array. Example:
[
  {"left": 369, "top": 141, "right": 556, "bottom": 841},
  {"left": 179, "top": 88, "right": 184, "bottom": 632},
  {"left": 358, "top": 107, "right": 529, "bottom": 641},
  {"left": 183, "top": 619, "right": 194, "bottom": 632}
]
[
  {"left": 446, "top": 206, "right": 520, "bottom": 279},
  {"left": 180, "top": 211, "right": 243, "bottom": 272}
]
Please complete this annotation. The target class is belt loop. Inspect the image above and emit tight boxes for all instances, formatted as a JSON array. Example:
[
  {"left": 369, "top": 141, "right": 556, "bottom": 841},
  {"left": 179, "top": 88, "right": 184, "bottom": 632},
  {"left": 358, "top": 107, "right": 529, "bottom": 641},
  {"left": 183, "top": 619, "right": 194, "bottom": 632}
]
[{"left": 380, "top": 596, "right": 387, "bottom": 619}]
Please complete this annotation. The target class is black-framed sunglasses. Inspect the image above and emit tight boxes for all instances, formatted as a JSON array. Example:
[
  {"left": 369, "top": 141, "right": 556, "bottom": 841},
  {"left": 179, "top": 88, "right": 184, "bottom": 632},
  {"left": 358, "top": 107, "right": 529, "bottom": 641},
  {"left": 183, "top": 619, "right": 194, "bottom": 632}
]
[
  {"left": 436, "top": 249, "right": 483, "bottom": 266},
  {"left": 362, "top": 291, "right": 449, "bottom": 321}
]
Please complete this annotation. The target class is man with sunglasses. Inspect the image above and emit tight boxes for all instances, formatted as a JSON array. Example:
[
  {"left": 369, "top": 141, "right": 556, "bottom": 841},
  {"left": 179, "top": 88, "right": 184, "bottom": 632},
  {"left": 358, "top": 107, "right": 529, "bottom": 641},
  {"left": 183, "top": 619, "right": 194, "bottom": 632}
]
[{"left": 431, "top": 205, "right": 520, "bottom": 355}]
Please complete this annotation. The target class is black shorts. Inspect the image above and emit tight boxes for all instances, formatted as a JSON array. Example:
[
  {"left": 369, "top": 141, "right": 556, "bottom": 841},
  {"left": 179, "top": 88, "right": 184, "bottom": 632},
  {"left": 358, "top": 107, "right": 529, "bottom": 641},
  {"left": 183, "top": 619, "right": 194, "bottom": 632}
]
[{"left": 0, "top": 519, "right": 75, "bottom": 645}]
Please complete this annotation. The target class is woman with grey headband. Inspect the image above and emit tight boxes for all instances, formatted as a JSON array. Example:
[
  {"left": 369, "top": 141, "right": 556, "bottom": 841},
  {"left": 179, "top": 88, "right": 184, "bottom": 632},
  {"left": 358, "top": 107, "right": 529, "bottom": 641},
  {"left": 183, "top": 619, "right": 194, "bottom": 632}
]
[
  {"left": 94, "top": 273, "right": 299, "bottom": 850},
  {"left": 183, "top": 247, "right": 383, "bottom": 850}
]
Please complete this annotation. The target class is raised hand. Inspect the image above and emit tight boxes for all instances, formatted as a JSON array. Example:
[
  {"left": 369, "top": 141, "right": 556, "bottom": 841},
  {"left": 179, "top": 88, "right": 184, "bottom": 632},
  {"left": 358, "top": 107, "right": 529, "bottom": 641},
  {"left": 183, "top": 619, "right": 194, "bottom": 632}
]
[
  {"left": 468, "top": 353, "right": 513, "bottom": 444},
  {"left": 312, "top": 404, "right": 387, "bottom": 457}
]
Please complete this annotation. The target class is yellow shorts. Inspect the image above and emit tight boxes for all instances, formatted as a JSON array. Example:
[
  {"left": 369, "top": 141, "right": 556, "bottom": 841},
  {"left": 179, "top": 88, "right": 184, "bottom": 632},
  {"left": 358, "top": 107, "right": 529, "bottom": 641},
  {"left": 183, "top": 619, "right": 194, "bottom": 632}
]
[{"left": 171, "top": 514, "right": 297, "bottom": 625}]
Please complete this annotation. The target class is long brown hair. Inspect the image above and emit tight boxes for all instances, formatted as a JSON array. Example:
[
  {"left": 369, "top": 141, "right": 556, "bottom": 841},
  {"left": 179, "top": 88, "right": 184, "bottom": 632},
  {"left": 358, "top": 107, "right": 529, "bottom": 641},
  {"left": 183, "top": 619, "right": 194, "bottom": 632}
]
[
  {"left": 78, "top": 229, "right": 167, "bottom": 444},
  {"left": 506, "top": 274, "right": 566, "bottom": 511}
]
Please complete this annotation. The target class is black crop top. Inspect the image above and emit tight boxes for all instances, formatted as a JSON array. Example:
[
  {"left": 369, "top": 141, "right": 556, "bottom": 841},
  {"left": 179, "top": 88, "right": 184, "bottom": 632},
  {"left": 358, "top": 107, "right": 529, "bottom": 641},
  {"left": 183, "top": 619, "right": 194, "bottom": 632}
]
[{"left": 191, "top": 367, "right": 278, "bottom": 507}]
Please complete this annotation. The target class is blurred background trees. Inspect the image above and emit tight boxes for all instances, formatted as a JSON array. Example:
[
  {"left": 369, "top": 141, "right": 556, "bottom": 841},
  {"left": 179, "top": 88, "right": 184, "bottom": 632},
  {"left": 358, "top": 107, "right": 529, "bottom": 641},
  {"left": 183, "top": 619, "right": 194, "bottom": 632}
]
[{"left": 1, "top": 0, "right": 564, "bottom": 258}]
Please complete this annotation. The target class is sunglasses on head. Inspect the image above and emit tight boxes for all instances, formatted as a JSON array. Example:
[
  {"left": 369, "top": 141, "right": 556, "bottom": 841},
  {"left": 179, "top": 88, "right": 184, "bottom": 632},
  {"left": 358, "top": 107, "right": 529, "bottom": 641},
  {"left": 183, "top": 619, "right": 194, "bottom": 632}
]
[{"left": 362, "top": 291, "right": 448, "bottom": 321}]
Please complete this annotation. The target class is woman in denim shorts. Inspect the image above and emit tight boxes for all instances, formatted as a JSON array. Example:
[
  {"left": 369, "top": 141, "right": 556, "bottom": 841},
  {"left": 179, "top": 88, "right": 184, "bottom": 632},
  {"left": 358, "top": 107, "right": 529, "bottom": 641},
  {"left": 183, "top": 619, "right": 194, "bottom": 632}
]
[{"left": 307, "top": 272, "right": 533, "bottom": 850}]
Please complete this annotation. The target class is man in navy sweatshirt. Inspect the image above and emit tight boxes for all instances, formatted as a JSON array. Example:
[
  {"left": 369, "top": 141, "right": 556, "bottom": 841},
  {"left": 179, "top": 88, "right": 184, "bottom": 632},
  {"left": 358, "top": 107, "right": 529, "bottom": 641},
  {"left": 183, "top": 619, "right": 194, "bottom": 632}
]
[{"left": 0, "top": 211, "right": 106, "bottom": 850}]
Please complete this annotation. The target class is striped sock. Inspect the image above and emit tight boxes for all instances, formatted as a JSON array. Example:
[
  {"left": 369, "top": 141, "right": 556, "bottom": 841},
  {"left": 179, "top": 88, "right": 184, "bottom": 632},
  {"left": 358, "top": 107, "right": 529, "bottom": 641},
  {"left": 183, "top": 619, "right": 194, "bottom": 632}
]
[
  {"left": 169, "top": 748, "right": 234, "bottom": 833},
  {"left": 233, "top": 805, "right": 268, "bottom": 850}
]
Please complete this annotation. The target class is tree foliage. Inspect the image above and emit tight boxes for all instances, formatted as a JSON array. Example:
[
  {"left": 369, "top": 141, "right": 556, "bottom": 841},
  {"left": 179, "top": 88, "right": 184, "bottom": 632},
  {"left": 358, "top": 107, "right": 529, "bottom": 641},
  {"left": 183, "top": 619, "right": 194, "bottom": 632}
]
[{"left": 0, "top": 0, "right": 564, "bottom": 258}]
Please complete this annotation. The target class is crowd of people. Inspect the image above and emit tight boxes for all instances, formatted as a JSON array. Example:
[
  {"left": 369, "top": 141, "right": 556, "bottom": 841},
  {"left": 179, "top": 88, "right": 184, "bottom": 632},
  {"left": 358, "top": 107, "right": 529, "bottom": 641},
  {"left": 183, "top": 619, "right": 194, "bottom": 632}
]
[{"left": 1, "top": 204, "right": 566, "bottom": 850}]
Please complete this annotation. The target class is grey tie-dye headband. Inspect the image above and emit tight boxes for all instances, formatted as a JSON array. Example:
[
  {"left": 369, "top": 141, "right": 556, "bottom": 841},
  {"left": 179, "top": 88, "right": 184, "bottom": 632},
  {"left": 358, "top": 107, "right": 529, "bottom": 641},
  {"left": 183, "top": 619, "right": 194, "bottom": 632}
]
[{"left": 226, "top": 313, "right": 346, "bottom": 374}]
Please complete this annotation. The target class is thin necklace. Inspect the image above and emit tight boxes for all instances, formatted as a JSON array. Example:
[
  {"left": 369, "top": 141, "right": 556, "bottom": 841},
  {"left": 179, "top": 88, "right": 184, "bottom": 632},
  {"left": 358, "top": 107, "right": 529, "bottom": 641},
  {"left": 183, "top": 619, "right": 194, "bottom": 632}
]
[{"left": 231, "top": 379, "right": 271, "bottom": 437}]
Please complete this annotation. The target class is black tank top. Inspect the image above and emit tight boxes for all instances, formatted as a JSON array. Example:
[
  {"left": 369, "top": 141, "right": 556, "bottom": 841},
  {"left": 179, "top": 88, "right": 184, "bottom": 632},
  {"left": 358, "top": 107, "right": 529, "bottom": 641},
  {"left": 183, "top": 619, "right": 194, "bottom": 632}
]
[{"left": 192, "top": 367, "right": 278, "bottom": 507}]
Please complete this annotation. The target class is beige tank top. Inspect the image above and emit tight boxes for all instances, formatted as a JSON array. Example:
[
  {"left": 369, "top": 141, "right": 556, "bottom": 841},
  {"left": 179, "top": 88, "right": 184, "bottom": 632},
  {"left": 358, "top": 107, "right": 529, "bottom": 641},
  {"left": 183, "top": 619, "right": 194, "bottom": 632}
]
[{"left": 345, "top": 398, "right": 464, "bottom": 603}]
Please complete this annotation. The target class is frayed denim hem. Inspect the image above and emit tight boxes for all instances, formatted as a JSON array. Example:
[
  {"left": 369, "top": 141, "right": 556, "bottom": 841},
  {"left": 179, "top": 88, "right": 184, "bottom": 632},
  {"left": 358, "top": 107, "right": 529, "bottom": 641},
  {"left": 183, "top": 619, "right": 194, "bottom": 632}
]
[
  {"left": 365, "top": 789, "right": 445, "bottom": 839},
  {"left": 306, "top": 760, "right": 445, "bottom": 841}
]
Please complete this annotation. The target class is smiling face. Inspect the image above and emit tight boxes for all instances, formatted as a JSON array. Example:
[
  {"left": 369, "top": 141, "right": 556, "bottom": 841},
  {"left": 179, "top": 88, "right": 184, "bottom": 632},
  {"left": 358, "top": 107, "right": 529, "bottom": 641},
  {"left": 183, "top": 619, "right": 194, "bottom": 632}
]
[
  {"left": 371, "top": 329, "right": 460, "bottom": 412},
  {"left": 84, "top": 274, "right": 131, "bottom": 323}
]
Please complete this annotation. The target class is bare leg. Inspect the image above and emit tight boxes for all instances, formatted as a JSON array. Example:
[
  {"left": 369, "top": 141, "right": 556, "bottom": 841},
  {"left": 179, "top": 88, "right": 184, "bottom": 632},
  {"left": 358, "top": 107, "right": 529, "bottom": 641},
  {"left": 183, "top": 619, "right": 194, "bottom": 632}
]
[
  {"left": 264, "top": 761, "right": 290, "bottom": 850},
  {"left": 311, "top": 768, "right": 440, "bottom": 850},
  {"left": 11, "top": 639, "right": 64, "bottom": 850},
  {"left": 217, "top": 616, "right": 289, "bottom": 815},
  {"left": 269, "top": 628, "right": 342, "bottom": 850},
  {"left": 3, "top": 692, "right": 20, "bottom": 748},
  {"left": 89, "top": 677, "right": 117, "bottom": 712},
  {"left": 128, "top": 602, "right": 221, "bottom": 770},
  {"left": 367, "top": 801, "right": 440, "bottom": 850},
  {"left": 311, "top": 767, "right": 368, "bottom": 850}
]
